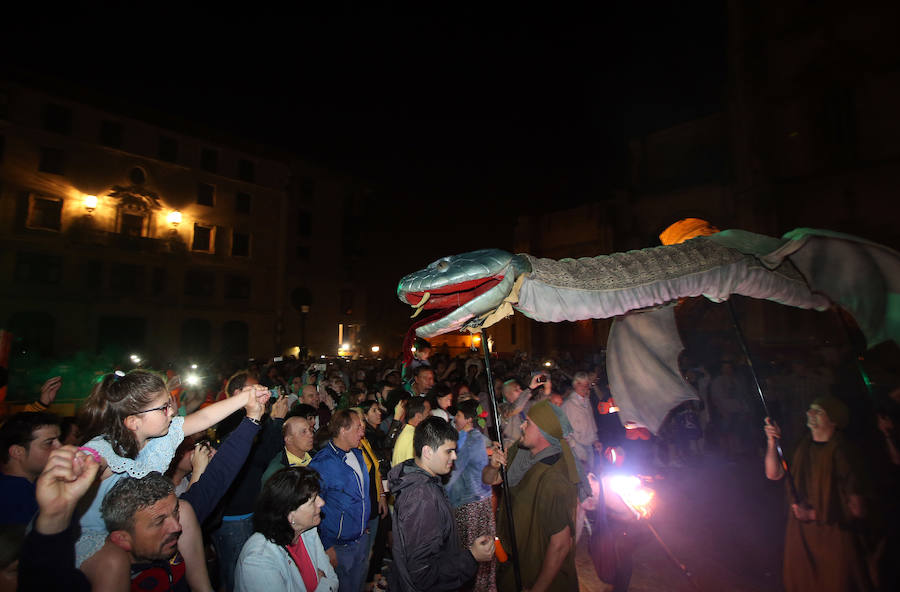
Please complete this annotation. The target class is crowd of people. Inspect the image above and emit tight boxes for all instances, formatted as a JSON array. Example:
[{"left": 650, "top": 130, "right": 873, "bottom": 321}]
[{"left": 1, "top": 336, "right": 898, "bottom": 592}]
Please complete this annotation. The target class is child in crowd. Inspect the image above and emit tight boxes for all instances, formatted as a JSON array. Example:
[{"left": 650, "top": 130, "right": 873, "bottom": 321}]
[{"left": 75, "top": 369, "right": 268, "bottom": 591}]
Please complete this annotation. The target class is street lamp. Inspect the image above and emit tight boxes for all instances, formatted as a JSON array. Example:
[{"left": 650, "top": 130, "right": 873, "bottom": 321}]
[
  {"left": 167, "top": 210, "right": 182, "bottom": 227},
  {"left": 83, "top": 195, "right": 98, "bottom": 213}
]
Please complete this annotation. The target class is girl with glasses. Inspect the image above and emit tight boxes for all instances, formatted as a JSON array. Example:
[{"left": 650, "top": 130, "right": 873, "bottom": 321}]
[{"left": 74, "top": 369, "right": 270, "bottom": 592}]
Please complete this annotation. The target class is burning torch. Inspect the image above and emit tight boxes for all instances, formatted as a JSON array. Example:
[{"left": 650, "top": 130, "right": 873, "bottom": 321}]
[{"left": 604, "top": 473, "right": 702, "bottom": 591}]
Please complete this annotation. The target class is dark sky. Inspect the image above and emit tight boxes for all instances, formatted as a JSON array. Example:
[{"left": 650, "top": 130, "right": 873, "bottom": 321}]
[{"left": 4, "top": 4, "right": 726, "bottom": 194}]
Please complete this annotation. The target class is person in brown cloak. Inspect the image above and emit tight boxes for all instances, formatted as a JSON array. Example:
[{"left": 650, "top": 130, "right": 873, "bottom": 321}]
[
  {"left": 764, "top": 395, "right": 871, "bottom": 592},
  {"left": 483, "top": 400, "right": 584, "bottom": 592}
]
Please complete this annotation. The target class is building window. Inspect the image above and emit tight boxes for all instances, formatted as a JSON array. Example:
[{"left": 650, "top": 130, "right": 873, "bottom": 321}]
[
  {"left": 197, "top": 183, "right": 215, "bottom": 206},
  {"left": 7, "top": 311, "right": 56, "bottom": 357},
  {"left": 119, "top": 213, "right": 146, "bottom": 237},
  {"left": 299, "top": 176, "right": 316, "bottom": 202},
  {"left": 38, "top": 147, "right": 65, "bottom": 174},
  {"left": 129, "top": 166, "right": 147, "bottom": 185},
  {"left": 41, "top": 103, "right": 72, "bottom": 135},
  {"left": 15, "top": 251, "right": 62, "bottom": 284},
  {"left": 99, "top": 120, "right": 124, "bottom": 148},
  {"left": 109, "top": 263, "right": 143, "bottom": 295},
  {"left": 86, "top": 260, "right": 103, "bottom": 289},
  {"left": 225, "top": 275, "right": 251, "bottom": 299},
  {"left": 297, "top": 210, "right": 311, "bottom": 237},
  {"left": 181, "top": 318, "right": 212, "bottom": 357},
  {"left": 158, "top": 135, "right": 178, "bottom": 162},
  {"left": 231, "top": 231, "right": 250, "bottom": 257},
  {"left": 200, "top": 148, "right": 218, "bottom": 173},
  {"left": 238, "top": 159, "right": 255, "bottom": 182},
  {"left": 151, "top": 267, "right": 166, "bottom": 296},
  {"left": 235, "top": 191, "right": 252, "bottom": 213},
  {"left": 222, "top": 320, "right": 249, "bottom": 355},
  {"left": 192, "top": 223, "right": 215, "bottom": 253},
  {"left": 97, "top": 316, "right": 147, "bottom": 355},
  {"left": 26, "top": 195, "right": 63, "bottom": 231},
  {"left": 184, "top": 268, "right": 215, "bottom": 298}
]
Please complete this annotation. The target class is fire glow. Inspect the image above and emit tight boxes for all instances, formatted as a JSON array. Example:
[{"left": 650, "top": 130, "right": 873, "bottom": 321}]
[{"left": 607, "top": 474, "right": 655, "bottom": 519}]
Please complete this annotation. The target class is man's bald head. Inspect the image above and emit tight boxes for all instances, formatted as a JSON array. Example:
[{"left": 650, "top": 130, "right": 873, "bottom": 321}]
[
  {"left": 300, "top": 385, "right": 319, "bottom": 406},
  {"left": 283, "top": 416, "right": 314, "bottom": 457}
]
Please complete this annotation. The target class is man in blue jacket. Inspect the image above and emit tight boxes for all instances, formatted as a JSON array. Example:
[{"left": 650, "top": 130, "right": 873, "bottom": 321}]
[{"left": 309, "top": 408, "right": 370, "bottom": 592}]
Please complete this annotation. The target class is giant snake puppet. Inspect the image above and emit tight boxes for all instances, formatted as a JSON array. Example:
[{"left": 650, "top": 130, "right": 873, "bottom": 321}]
[{"left": 397, "top": 219, "right": 900, "bottom": 434}]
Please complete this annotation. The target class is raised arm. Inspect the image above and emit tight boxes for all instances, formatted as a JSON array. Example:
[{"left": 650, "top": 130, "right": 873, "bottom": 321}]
[
  {"left": 482, "top": 443, "right": 505, "bottom": 486},
  {"left": 19, "top": 447, "right": 99, "bottom": 592},
  {"left": 181, "top": 418, "right": 261, "bottom": 523},
  {"left": 763, "top": 417, "right": 784, "bottom": 481},
  {"left": 182, "top": 384, "right": 269, "bottom": 436}
]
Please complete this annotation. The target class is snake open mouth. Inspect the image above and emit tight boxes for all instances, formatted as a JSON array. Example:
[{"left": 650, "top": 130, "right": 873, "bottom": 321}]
[{"left": 404, "top": 274, "right": 505, "bottom": 318}]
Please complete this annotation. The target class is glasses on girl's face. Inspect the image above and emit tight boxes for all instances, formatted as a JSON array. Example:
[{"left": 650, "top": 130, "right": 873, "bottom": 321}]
[{"left": 134, "top": 398, "right": 175, "bottom": 415}]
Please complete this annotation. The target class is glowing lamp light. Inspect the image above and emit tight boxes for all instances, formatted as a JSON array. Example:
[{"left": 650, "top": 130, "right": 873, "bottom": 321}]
[
  {"left": 190, "top": 363, "right": 198, "bottom": 370},
  {"left": 130, "top": 354, "right": 142, "bottom": 364},
  {"left": 472, "top": 334, "right": 482, "bottom": 346},
  {"left": 83, "top": 195, "right": 98, "bottom": 212},
  {"left": 167, "top": 210, "right": 183, "bottom": 227},
  {"left": 185, "top": 374, "right": 200, "bottom": 386},
  {"left": 371, "top": 345, "right": 380, "bottom": 353},
  {"left": 342, "top": 343, "right": 349, "bottom": 350},
  {"left": 543, "top": 360, "right": 553, "bottom": 367}
]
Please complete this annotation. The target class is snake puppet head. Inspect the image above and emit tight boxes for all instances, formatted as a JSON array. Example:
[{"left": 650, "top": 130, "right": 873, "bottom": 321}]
[{"left": 397, "top": 249, "right": 531, "bottom": 338}]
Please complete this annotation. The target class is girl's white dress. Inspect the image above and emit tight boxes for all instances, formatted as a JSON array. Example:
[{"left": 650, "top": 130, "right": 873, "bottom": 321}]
[{"left": 75, "top": 416, "right": 185, "bottom": 565}]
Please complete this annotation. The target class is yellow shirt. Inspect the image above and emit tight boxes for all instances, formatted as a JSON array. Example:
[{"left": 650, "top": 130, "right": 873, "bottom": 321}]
[
  {"left": 359, "top": 438, "right": 384, "bottom": 498},
  {"left": 392, "top": 424, "right": 415, "bottom": 467},
  {"left": 285, "top": 449, "right": 312, "bottom": 467}
]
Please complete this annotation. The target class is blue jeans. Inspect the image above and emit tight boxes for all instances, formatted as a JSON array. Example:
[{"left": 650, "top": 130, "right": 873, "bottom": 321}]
[
  {"left": 334, "top": 535, "right": 369, "bottom": 592},
  {"left": 366, "top": 514, "right": 379, "bottom": 557},
  {"left": 211, "top": 514, "right": 254, "bottom": 592}
]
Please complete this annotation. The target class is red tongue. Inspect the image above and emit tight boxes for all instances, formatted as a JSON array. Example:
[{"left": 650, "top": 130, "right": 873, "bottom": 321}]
[{"left": 406, "top": 274, "right": 503, "bottom": 308}]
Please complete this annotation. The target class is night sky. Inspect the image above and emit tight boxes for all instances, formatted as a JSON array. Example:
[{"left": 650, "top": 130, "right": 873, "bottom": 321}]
[{"left": 3, "top": 3, "right": 727, "bottom": 306}]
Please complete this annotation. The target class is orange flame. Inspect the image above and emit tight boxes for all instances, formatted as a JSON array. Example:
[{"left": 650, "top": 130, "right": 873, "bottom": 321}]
[{"left": 608, "top": 475, "right": 655, "bottom": 519}]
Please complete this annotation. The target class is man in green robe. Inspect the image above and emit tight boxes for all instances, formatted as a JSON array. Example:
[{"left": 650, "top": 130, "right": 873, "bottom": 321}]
[
  {"left": 484, "top": 400, "right": 581, "bottom": 592},
  {"left": 764, "top": 395, "right": 871, "bottom": 592}
]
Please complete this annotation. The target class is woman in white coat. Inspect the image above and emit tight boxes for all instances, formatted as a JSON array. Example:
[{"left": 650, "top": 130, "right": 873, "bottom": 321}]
[{"left": 235, "top": 466, "right": 338, "bottom": 592}]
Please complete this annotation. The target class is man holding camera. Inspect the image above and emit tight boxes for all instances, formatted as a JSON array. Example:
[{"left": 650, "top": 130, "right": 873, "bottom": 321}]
[{"left": 499, "top": 373, "right": 552, "bottom": 449}]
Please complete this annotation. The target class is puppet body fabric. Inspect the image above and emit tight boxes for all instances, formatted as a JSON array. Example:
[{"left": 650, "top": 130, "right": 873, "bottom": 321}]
[{"left": 398, "top": 228, "right": 900, "bottom": 431}]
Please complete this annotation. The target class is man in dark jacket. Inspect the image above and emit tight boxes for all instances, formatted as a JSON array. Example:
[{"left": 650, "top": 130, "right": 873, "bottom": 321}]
[{"left": 388, "top": 416, "right": 494, "bottom": 592}]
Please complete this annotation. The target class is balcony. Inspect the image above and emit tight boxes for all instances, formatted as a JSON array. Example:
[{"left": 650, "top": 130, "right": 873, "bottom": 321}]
[{"left": 65, "top": 223, "right": 187, "bottom": 255}]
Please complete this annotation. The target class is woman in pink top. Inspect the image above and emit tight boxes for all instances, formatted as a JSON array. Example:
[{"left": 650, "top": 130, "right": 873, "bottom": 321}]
[{"left": 235, "top": 467, "right": 338, "bottom": 592}]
